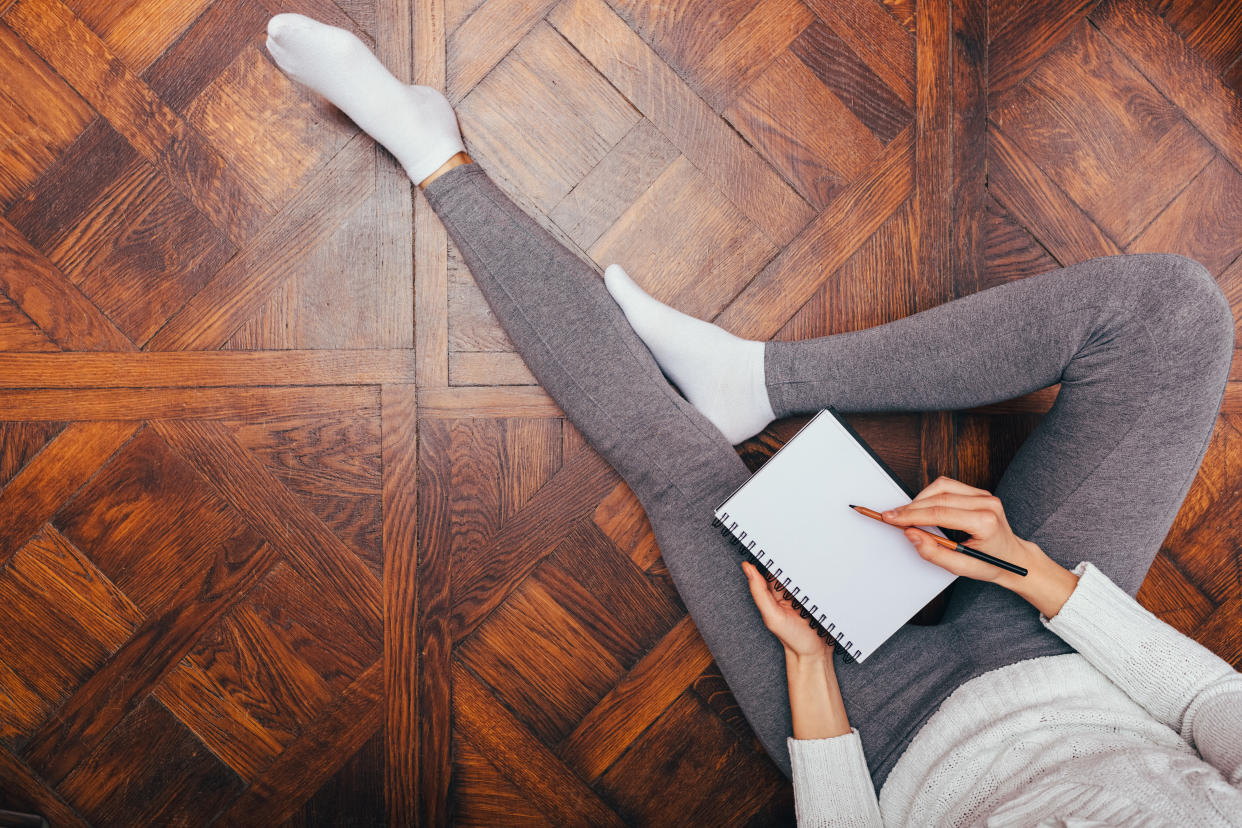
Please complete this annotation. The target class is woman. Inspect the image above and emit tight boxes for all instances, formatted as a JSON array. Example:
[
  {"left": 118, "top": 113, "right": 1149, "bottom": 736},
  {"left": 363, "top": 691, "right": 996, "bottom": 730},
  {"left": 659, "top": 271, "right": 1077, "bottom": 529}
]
[{"left": 265, "top": 14, "right": 1241, "bottom": 824}]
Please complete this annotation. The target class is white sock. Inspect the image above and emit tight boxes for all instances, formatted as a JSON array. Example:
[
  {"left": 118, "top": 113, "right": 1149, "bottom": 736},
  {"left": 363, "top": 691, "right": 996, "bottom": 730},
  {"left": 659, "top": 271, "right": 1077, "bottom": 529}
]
[
  {"left": 604, "top": 264, "right": 776, "bottom": 444},
  {"left": 266, "top": 14, "right": 466, "bottom": 184}
]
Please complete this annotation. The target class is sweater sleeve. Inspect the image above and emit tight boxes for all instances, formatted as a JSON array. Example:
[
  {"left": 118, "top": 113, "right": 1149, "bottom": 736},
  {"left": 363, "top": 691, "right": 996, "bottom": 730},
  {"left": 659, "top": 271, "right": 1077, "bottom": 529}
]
[
  {"left": 1041, "top": 560, "right": 1242, "bottom": 784},
  {"left": 787, "top": 729, "right": 883, "bottom": 827}
]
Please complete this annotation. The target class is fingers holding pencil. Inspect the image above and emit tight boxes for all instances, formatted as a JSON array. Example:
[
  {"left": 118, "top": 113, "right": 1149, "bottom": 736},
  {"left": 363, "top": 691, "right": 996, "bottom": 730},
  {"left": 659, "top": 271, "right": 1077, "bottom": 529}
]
[{"left": 877, "top": 479, "right": 1046, "bottom": 587}]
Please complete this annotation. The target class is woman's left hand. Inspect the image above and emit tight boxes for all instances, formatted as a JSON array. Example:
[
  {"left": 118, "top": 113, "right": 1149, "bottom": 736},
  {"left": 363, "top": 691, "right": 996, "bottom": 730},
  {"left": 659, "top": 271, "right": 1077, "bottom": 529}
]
[{"left": 743, "top": 561, "right": 834, "bottom": 659}]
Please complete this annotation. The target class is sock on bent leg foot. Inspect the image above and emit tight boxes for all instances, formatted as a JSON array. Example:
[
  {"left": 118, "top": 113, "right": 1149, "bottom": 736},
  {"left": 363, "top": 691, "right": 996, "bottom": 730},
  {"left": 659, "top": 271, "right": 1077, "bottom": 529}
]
[
  {"left": 604, "top": 264, "right": 776, "bottom": 445},
  {"left": 265, "top": 14, "right": 465, "bottom": 184}
]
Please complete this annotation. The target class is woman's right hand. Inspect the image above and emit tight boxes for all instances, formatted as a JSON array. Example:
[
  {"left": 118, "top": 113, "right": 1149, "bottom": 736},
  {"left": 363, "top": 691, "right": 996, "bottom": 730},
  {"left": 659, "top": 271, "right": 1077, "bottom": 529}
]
[{"left": 880, "top": 476, "right": 1049, "bottom": 591}]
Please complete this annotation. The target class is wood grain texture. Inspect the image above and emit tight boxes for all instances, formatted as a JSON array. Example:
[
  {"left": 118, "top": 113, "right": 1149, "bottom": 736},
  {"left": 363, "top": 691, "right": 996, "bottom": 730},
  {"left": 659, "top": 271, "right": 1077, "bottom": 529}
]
[
  {"left": 560, "top": 616, "right": 712, "bottom": 780},
  {"left": 987, "top": 124, "right": 1120, "bottom": 263},
  {"left": 548, "top": 0, "right": 815, "bottom": 247},
  {"left": 802, "top": 0, "right": 916, "bottom": 106},
  {"left": 0, "top": 20, "right": 94, "bottom": 207},
  {"left": 0, "top": 387, "right": 380, "bottom": 421},
  {"left": 1091, "top": 0, "right": 1242, "bottom": 177},
  {"left": 151, "top": 419, "right": 382, "bottom": 636},
  {"left": 415, "top": 418, "right": 453, "bottom": 826},
  {"left": 381, "top": 384, "right": 418, "bottom": 827},
  {"left": 714, "top": 126, "right": 914, "bottom": 339},
  {"left": 145, "top": 134, "right": 373, "bottom": 350},
  {"left": 987, "top": 0, "right": 1100, "bottom": 108},
  {"left": 0, "top": 215, "right": 135, "bottom": 351},
  {"left": 6, "top": 0, "right": 271, "bottom": 244},
  {"left": 0, "top": 421, "right": 137, "bottom": 564},
  {"left": 452, "top": 660, "right": 626, "bottom": 828},
  {"left": 0, "top": 350, "right": 413, "bottom": 386}
]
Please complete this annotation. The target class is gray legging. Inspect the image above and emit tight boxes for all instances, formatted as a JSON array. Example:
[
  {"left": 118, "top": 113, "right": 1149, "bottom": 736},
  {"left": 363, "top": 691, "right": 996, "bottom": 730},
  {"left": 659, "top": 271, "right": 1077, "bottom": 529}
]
[{"left": 423, "top": 163, "right": 1235, "bottom": 788}]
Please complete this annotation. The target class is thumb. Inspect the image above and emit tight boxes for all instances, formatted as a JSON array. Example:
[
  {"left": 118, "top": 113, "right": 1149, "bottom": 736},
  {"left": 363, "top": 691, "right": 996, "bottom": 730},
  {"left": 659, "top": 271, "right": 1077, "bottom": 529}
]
[{"left": 742, "top": 562, "right": 777, "bottom": 616}]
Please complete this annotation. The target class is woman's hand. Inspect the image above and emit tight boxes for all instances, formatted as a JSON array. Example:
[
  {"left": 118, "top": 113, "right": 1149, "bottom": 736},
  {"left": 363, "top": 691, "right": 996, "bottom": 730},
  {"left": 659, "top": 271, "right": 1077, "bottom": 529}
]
[
  {"left": 743, "top": 561, "right": 851, "bottom": 739},
  {"left": 881, "top": 476, "right": 1049, "bottom": 592},
  {"left": 742, "top": 560, "right": 833, "bottom": 659}
]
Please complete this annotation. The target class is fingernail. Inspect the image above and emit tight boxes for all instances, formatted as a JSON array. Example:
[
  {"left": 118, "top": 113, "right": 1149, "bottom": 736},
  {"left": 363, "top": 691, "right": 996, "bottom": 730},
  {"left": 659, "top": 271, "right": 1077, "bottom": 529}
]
[{"left": 883, "top": 510, "right": 897, "bottom": 519}]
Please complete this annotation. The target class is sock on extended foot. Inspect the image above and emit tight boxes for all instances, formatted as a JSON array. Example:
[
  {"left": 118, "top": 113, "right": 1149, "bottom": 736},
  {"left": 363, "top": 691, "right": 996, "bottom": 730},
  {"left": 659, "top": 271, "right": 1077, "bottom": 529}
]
[
  {"left": 604, "top": 264, "right": 776, "bottom": 444},
  {"left": 266, "top": 13, "right": 465, "bottom": 184}
]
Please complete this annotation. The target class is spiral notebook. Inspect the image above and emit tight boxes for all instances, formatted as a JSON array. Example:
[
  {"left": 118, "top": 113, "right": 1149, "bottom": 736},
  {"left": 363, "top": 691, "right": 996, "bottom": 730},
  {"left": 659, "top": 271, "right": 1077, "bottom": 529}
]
[{"left": 714, "top": 408, "right": 957, "bottom": 663}]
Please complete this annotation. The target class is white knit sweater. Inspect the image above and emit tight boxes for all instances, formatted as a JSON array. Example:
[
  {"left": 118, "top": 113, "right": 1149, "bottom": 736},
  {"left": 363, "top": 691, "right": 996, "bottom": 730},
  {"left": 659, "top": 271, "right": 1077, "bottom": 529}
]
[{"left": 788, "top": 561, "right": 1242, "bottom": 826}]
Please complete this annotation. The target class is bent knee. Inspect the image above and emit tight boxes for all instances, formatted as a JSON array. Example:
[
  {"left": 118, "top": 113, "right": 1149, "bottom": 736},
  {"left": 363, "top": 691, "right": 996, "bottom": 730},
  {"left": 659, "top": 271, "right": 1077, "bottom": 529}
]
[{"left": 1140, "top": 253, "right": 1234, "bottom": 381}]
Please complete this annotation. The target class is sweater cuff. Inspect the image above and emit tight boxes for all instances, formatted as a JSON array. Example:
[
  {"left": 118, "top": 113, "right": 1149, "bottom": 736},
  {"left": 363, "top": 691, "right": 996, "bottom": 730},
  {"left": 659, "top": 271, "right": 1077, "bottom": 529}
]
[
  {"left": 788, "top": 729, "right": 883, "bottom": 827},
  {"left": 1040, "top": 560, "right": 1236, "bottom": 729}
]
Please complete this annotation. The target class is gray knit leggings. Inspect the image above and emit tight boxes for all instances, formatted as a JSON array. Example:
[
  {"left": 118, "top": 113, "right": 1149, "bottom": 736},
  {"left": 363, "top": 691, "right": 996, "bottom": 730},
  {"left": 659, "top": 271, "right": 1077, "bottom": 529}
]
[{"left": 424, "top": 163, "right": 1235, "bottom": 788}]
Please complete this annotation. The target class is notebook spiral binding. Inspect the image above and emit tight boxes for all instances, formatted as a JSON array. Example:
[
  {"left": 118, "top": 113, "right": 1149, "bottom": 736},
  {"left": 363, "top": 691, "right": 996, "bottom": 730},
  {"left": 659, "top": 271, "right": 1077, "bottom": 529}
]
[{"left": 713, "top": 513, "right": 859, "bottom": 663}]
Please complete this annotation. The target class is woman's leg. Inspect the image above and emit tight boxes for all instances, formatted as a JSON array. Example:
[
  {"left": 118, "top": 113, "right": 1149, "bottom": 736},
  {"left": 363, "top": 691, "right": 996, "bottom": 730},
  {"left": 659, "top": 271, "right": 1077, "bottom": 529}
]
[
  {"left": 760, "top": 253, "right": 1235, "bottom": 786},
  {"left": 612, "top": 251, "right": 1234, "bottom": 786},
  {"left": 266, "top": 15, "right": 803, "bottom": 777}
]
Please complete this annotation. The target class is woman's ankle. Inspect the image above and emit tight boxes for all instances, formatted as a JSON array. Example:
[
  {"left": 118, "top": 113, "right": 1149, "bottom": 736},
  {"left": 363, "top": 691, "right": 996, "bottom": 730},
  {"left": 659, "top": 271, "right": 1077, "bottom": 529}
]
[{"left": 419, "top": 152, "right": 473, "bottom": 189}]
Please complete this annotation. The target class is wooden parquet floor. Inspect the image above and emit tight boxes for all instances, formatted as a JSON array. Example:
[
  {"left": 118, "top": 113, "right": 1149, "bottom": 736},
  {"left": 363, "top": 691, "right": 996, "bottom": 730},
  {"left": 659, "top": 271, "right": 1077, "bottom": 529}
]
[{"left": 0, "top": 0, "right": 1238, "bottom": 824}]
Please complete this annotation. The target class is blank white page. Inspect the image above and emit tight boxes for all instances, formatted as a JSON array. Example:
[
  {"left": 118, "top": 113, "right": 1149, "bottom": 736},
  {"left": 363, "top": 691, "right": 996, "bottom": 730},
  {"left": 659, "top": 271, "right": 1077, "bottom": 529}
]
[{"left": 716, "top": 410, "right": 957, "bottom": 662}]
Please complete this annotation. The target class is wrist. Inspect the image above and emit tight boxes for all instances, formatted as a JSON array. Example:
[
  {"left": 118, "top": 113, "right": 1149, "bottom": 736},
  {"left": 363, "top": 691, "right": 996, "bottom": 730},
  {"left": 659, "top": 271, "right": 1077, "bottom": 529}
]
[
  {"left": 1010, "top": 554, "right": 1079, "bottom": 619},
  {"left": 784, "top": 643, "right": 833, "bottom": 668}
]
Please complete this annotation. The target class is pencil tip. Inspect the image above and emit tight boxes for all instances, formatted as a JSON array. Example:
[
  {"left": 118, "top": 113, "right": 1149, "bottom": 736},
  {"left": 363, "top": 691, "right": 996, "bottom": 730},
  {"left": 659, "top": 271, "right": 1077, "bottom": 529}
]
[{"left": 848, "top": 504, "right": 856, "bottom": 509}]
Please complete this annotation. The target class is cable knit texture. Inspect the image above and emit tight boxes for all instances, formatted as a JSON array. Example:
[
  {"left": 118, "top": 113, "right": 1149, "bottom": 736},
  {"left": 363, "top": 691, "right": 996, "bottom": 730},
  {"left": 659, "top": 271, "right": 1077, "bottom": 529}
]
[{"left": 788, "top": 561, "right": 1242, "bottom": 826}]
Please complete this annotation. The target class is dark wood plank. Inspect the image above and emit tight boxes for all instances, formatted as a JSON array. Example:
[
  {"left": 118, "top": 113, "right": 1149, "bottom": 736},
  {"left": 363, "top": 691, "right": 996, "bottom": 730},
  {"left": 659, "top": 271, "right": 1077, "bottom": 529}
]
[
  {"left": 0, "top": 743, "right": 89, "bottom": 827},
  {"left": 725, "top": 50, "right": 883, "bottom": 210},
  {"left": 1160, "top": 0, "right": 1242, "bottom": 79},
  {"left": 987, "top": 124, "right": 1120, "bottom": 263},
  {"left": 452, "top": 660, "right": 626, "bottom": 827},
  {"left": 415, "top": 418, "right": 453, "bottom": 827},
  {"left": 0, "top": 350, "right": 413, "bottom": 387},
  {"left": 142, "top": 0, "right": 269, "bottom": 111},
  {"left": 5, "top": 0, "right": 272, "bottom": 244},
  {"left": 1129, "top": 154, "right": 1242, "bottom": 277},
  {"left": 547, "top": 0, "right": 815, "bottom": 248},
  {"left": 988, "top": 0, "right": 1100, "bottom": 108},
  {"left": 714, "top": 125, "right": 914, "bottom": 339},
  {"left": 381, "top": 385, "right": 418, "bottom": 827},
  {"left": 915, "top": 0, "right": 954, "bottom": 311},
  {"left": 792, "top": 18, "right": 913, "bottom": 146},
  {"left": 152, "top": 657, "right": 286, "bottom": 782},
  {"left": 689, "top": 0, "right": 815, "bottom": 112},
  {"left": 982, "top": 191, "right": 1061, "bottom": 288},
  {"left": 214, "top": 660, "right": 384, "bottom": 825},
  {"left": 151, "top": 419, "right": 382, "bottom": 639},
  {"left": 595, "top": 691, "right": 783, "bottom": 826},
  {"left": 953, "top": 0, "right": 987, "bottom": 299},
  {"left": 560, "top": 616, "right": 712, "bottom": 781},
  {"left": 56, "top": 696, "right": 246, "bottom": 826},
  {"left": 0, "top": 19, "right": 94, "bottom": 208},
  {"left": 801, "top": 0, "right": 916, "bottom": 106},
  {"left": 0, "top": 387, "right": 379, "bottom": 421},
  {"left": 457, "top": 563, "right": 625, "bottom": 745},
  {"left": 450, "top": 446, "right": 616, "bottom": 638},
  {"left": 145, "top": 134, "right": 373, "bottom": 350},
  {"left": 0, "top": 215, "right": 135, "bottom": 351},
  {"left": 1091, "top": 0, "right": 1242, "bottom": 175},
  {"left": 22, "top": 531, "right": 275, "bottom": 785},
  {"left": 0, "top": 420, "right": 136, "bottom": 565}
]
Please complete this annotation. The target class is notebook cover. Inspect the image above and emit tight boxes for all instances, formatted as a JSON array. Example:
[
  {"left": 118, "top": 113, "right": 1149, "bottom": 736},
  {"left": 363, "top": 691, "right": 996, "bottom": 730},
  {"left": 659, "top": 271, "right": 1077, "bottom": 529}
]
[{"left": 715, "top": 408, "right": 957, "bottom": 662}]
